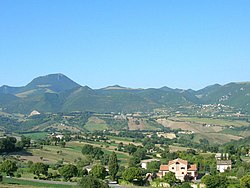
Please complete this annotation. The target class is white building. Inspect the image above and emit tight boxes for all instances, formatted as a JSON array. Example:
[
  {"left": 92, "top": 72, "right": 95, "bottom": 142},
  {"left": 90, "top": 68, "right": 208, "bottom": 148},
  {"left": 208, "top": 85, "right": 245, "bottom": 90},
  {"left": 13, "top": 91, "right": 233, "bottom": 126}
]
[{"left": 216, "top": 160, "right": 232, "bottom": 172}]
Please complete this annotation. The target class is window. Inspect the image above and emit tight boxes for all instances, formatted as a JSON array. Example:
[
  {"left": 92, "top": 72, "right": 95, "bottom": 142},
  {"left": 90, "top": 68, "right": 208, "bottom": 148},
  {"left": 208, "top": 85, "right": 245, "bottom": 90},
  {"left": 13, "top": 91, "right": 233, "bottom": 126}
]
[
  {"left": 181, "top": 167, "right": 185, "bottom": 169},
  {"left": 182, "top": 172, "right": 184, "bottom": 174},
  {"left": 172, "top": 167, "right": 174, "bottom": 170}
]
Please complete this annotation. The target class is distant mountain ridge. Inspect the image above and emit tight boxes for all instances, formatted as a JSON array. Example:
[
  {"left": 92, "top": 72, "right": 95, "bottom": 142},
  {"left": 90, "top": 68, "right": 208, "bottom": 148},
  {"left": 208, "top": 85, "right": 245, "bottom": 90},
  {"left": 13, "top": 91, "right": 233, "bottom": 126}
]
[{"left": 0, "top": 73, "right": 249, "bottom": 114}]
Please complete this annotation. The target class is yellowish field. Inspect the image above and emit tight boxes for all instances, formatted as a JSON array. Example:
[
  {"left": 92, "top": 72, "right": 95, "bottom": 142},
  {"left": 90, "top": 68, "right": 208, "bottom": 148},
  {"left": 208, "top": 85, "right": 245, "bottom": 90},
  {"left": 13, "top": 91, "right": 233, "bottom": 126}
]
[
  {"left": 157, "top": 118, "right": 223, "bottom": 133},
  {"left": 84, "top": 116, "right": 109, "bottom": 131},
  {"left": 169, "top": 145, "right": 192, "bottom": 152},
  {"left": 19, "top": 145, "right": 85, "bottom": 164},
  {"left": 194, "top": 132, "right": 242, "bottom": 144},
  {"left": 172, "top": 117, "right": 250, "bottom": 127}
]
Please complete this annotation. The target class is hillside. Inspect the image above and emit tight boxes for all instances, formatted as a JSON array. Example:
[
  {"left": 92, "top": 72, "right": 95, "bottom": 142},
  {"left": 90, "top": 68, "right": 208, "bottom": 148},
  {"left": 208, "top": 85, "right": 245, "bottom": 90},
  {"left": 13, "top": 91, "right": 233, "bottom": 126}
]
[
  {"left": 0, "top": 74, "right": 249, "bottom": 114},
  {"left": 197, "top": 82, "right": 250, "bottom": 113}
]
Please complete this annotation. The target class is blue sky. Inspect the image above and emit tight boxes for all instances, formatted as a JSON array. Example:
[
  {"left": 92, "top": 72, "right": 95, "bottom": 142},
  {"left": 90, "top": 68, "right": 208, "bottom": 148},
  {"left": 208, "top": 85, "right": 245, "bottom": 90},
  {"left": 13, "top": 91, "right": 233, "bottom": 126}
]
[{"left": 0, "top": 0, "right": 249, "bottom": 90}]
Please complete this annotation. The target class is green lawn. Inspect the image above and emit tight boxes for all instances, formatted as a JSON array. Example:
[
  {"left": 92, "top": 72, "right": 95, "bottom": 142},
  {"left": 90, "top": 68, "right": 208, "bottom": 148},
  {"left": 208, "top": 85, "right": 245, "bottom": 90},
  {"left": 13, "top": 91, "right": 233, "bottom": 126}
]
[
  {"left": 84, "top": 116, "right": 110, "bottom": 131},
  {"left": 67, "top": 141, "right": 130, "bottom": 166},
  {"left": 108, "top": 136, "right": 134, "bottom": 142},
  {"left": 21, "top": 132, "right": 48, "bottom": 140},
  {"left": 27, "top": 145, "right": 85, "bottom": 164},
  {"left": 84, "top": 123, "right": 109, "bottom": 132},
  {"left": 2, "top": 177, "right": 76, "bottom": 188}
]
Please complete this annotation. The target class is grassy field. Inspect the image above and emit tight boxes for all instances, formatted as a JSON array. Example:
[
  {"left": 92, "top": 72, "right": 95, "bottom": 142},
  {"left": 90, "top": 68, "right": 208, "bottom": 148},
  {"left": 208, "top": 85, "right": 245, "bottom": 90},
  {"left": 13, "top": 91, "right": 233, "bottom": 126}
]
[
  {"left": 169, "top": 145, "right": 191, "bottom": 152},
  {"left": 23, "top": 145, "right": 86, "bottom": 164},
  {"left": 220, "top": 128, "right": 250, "bottom": 137},
  {"left": 171, "top": 117, "right": 249, "bottom": 127},
  {"left": 84, "top": 117, "right": 109, "bottom": 131},
  {"left": 191, "top": 132, "right": 242, "bottom": 144},
  {"left": 67, "top": 141, "right": 130, "bottom": 165},
  {"left": 1, "top": 177, "right": 76, "bottom": 188},
  {"left": 21, "top": 132, "right": 49, "bottom": 140}
]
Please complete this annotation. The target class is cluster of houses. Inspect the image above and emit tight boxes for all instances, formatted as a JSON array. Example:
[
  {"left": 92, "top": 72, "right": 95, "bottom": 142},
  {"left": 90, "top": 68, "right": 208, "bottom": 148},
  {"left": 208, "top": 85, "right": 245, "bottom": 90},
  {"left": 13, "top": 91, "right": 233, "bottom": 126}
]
[{"left": 141, "top": 153, "right": 232, "bottom": 183}]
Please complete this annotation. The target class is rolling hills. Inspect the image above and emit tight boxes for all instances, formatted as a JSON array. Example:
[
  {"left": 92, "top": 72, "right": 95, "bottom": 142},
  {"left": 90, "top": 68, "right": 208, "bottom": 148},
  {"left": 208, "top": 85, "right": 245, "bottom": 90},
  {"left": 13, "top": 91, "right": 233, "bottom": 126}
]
[{"left": 0, "top": 73, "right": 249, "bottom": 114}]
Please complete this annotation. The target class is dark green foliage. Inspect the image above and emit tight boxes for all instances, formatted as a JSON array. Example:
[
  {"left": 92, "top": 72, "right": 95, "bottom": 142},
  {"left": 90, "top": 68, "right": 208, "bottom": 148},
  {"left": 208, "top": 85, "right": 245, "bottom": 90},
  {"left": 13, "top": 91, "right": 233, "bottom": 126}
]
[
  {"left": 240, "top": 174, "right": 250, "bottom": 188},
  {"left": 81, "top": 144, "right": 104, "bottom": 159},
  {"left": 146, "top": 161, "right": 160, "bottom": 173},
  {"left": 1, "top": 75, "right": 250, "bottom": 114},
  {"left": 76, "top": 158, "right": 92, "bottom": 168},
  {"left": 118, "top": 131, "right": 144, "bottom": 139},
  {"left": 133, "top": 147, "right": 147, "bottom": 160},
  {"left": 101, "top": 154, "right": 110, "bottom": 165},
  {"left": 58, "top": 164, "right": 78, "bottom": 181},
  {"left": 0, "top": 160, "right": 18, "bottom": 176},
  {"left": 78, "top": 168, "right": 88, "bottom": 177},
  {"left": 108, "top": 152, "right": 119, "bottom": 181},
  {"left": 128, "top": 156, "right": 141, "bottom": 167},
  {"left": 78, "top": 175, "right": 109, "bottom": 188},
  {"left": 201, "top": 174, "right": 228, "bottom": 188},
  {"left": 30, "top": 162, "right": 48, "bottom": 178},
  {"left": 124, "top": 143, "right": 137, "bottom": 155},
  {"left": 116, "top": 165, "right": 125, "bottom": 178},
  {"left": 122, "top": 167, "right": 142, "bottom": 182},
  {"left": 16, "top": 135, "right": 31, "bottom": 148},
  {"left": 175, "top": 182, "right": 192, "bottom": 188},
  {"left": 90, "top": 165, "right": 106, "bottom": 180},
  {"left": 0, "top": 137, "right": 19, "bottom": 153},
  {"left": 163, "top": 171, "right": 178, "bottom": 186}
]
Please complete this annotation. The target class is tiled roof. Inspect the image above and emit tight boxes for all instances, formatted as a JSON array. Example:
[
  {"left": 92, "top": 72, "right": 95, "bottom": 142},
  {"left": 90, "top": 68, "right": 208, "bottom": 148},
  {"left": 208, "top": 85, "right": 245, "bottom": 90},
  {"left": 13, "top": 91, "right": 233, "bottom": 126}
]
[
  {"left": 168, "top": 158, "right": 188, "bottom": 165},
  {"left": 187, "top": 164, "right": 197, "bottom": 171},
  {"left": 160, "top": 165, "right": 169, "bottom": 171}
]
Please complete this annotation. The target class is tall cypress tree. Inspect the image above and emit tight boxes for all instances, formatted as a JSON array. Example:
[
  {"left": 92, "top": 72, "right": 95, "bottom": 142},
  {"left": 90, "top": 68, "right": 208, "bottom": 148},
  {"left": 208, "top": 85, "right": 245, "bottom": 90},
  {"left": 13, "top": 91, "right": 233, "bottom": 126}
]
[{"left": 108, "top": 152, "right": 119, "bottom": 181}]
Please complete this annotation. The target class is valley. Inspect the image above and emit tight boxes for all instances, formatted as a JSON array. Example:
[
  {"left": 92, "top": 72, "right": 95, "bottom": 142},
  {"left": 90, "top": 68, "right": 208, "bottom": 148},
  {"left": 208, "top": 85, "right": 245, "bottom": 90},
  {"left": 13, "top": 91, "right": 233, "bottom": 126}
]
[{"left": 0, "top": 74, "right": 250, "bottom": 187}]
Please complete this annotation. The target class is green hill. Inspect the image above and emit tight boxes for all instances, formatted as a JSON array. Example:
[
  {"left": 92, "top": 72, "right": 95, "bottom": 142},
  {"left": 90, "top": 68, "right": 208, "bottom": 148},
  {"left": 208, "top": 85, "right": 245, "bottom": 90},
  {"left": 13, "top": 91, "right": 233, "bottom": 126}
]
[{"left": 0, "top": 74, "right": 249, "bottom": 114}]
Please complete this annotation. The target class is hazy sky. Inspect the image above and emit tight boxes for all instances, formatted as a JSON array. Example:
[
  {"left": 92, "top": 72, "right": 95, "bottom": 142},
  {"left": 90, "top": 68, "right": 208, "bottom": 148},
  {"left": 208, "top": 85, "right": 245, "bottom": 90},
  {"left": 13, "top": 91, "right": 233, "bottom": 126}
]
[{"left": 0, "top": 0, "right": 250, "bottom": 90}]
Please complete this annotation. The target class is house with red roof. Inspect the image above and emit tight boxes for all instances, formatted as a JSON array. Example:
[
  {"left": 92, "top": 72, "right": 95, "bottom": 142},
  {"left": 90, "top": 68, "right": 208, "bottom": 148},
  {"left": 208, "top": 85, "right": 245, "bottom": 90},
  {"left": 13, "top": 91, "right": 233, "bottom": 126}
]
[{"left": 158, "top": 158, "right": 197, "bottom": 181}]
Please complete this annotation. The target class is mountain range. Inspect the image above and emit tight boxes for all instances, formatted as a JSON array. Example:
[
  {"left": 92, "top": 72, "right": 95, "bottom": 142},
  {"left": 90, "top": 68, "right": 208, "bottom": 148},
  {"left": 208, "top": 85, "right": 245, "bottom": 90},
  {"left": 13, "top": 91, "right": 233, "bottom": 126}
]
[{"left": 0, "top": 73, "right": 249, "bottom": 114}]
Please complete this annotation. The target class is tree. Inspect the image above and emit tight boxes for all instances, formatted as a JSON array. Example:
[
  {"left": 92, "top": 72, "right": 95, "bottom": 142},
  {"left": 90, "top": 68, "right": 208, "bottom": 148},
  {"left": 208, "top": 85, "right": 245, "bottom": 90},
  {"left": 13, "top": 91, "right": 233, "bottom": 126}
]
[
  {"left": 59, "top": 141, "right": 66, "bottom": 148},
  {"left": 101, "top": 154, "right": 110, "bottom": 165},
  {"left": 21, "top": 135, "right": 31, "bottom": 147},
  {"left": 177, "top": 182, "right": 192, "bottom": 188},
  {"left": 90, "top": 165, "right": 106, "bottom": 180},
  {"left": 133, "top": 147, "right": 146, "bottom": 160},
  {"left": 92, "top": 147, "right": 104, "bottom": 159},
  {"left": 122, "top": 167, "right": 142, "bottom": 182},
  {"left": 240, "top": 175, "right": 250, "bottom": 188},
  {"left": 30, "top": 162, "right": 48, "bottom": 178},
  {"left": 147, "top": 161, "right": 160, "bottom": 173},
  {"left": 128, "top": 156, "right": 141, "bottom": 167},
  {"left": 82, "top": 145, "right": 104, "bottom": 159},
  {"left": 125, "top": 144, "right": 137, "bottom": 155},
  {"left": 0, "top": 160, "right": 18, "bottom": 177},
  {"left": 59, "top": 164, "right": 78, "bottom": 181},
  {"left": 201, "top": 174, "right": 228, "bottom": 188},
  {"left": 78, "top": 168, "right": 88, "bottom": 177},
  {"left": 184, "top": 174, "right": 193, "bottom": 182},
  {"left": 236, "top": 166, "right": 245, "bottom": 178},
  {"left": 82, "top": 144, "right": 94, "bottom": 155},
  {"left": 0, "top": 137, "right": 17, "bottom": 153},
  {"left": 78, "top": 175, "right": 109, "bottom": 188},
  {"left": 108, "top": 152, "right": 118, "bottom": 181},
  {"left": 163, "top": 172, "right": 178, "bottom": 186}
]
